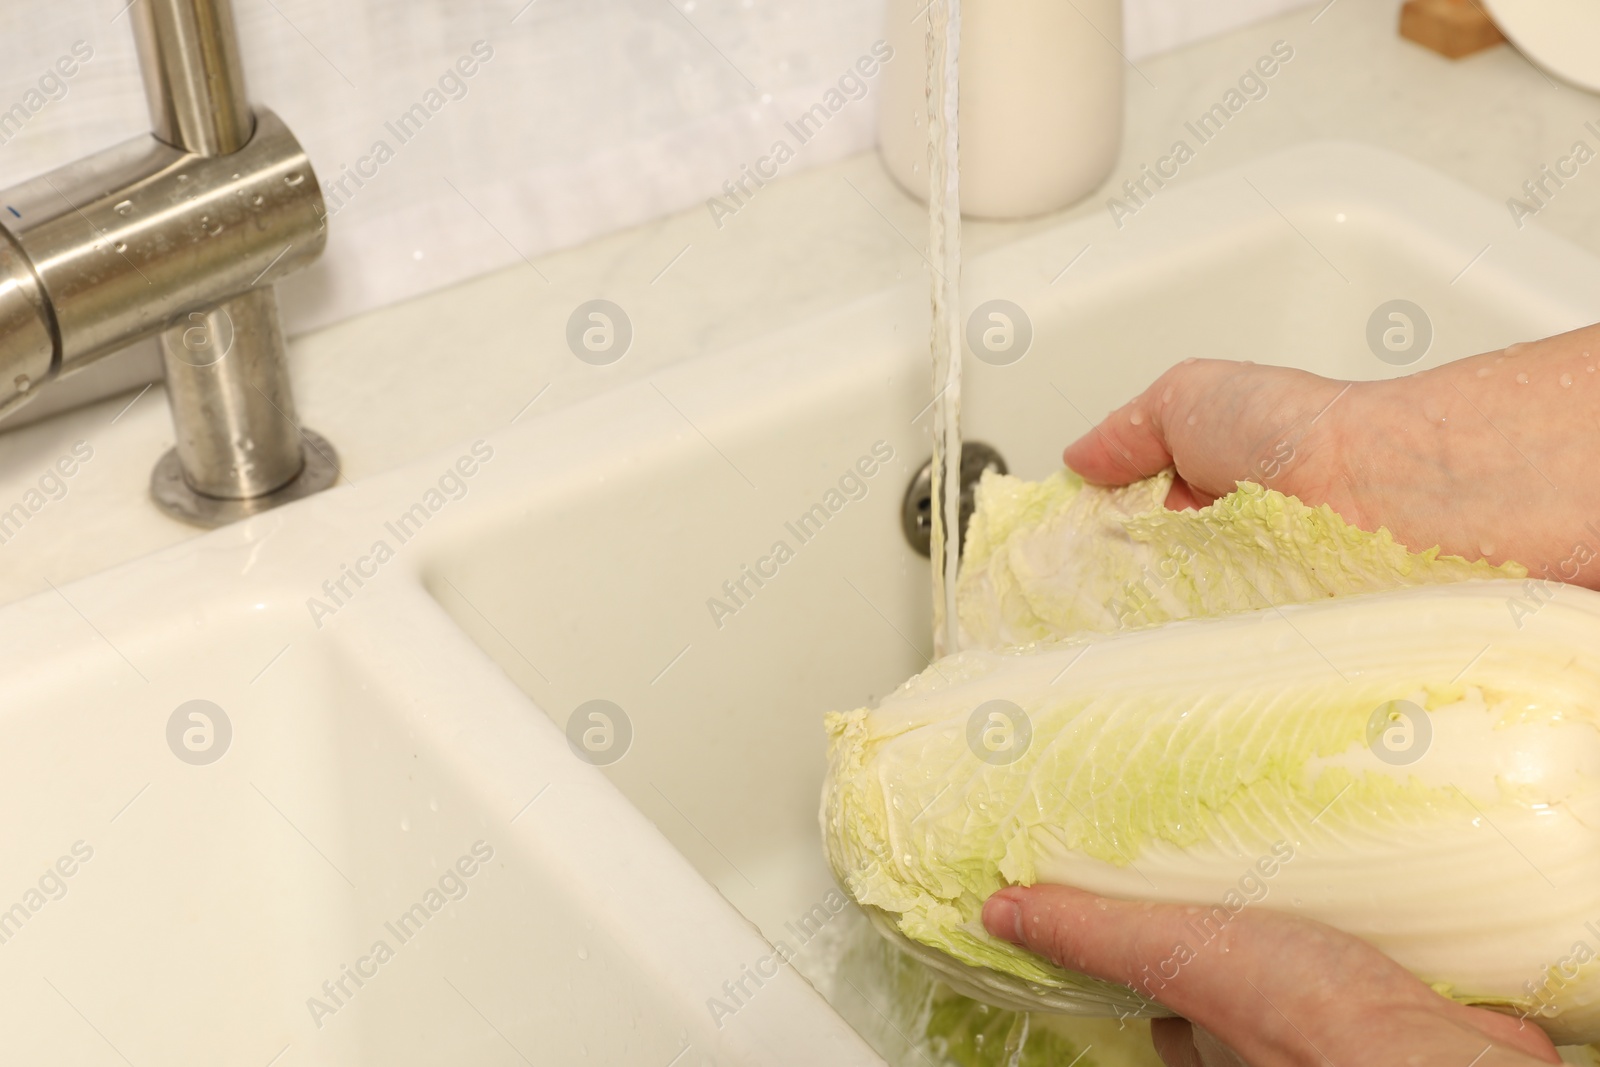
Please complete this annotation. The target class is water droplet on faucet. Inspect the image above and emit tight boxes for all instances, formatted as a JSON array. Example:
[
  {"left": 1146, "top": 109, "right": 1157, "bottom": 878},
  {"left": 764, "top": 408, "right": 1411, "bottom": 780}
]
[{"left": 114, "top": 200, "right": 133, "bottom": 216}]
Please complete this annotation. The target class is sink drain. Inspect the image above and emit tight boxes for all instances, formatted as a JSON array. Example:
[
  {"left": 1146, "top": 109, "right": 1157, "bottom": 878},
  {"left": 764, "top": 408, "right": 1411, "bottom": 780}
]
[{"left": 901, "top": 442, "right": 1007, "bottom": 558}]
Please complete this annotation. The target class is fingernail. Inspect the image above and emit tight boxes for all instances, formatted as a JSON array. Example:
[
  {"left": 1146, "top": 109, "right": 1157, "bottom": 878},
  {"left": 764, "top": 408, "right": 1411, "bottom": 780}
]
[{"left": 983, "top": 895, "right": 1023, "bottom": 944}]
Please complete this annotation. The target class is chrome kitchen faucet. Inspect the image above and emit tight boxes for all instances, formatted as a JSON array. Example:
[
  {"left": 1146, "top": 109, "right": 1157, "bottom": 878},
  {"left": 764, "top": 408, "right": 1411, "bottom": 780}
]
[{"left": 0, "top": 0, "right": 336, "bottom": 527}]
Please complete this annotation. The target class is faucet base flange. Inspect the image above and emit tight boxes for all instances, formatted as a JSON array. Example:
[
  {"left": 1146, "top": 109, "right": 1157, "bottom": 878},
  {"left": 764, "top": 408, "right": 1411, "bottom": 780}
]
[{"left": 151, "top": 428, "right": 339, "bottom": 528}]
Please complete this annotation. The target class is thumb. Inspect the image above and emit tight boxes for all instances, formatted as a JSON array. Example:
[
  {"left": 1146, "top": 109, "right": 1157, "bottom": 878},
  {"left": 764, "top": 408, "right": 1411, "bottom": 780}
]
[
  {"left": 1061, "top": 400, "right": 1176, "bottom": 487},
  {"left": 980, "top": 885, "right": 1211, "bottom": 1015},
  {"left": 981, "top": 885, "right": 1562, "bottom": 1066}
]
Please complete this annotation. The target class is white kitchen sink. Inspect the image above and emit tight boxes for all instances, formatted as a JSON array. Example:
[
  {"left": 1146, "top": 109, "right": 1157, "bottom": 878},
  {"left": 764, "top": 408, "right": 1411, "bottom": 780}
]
[{"left": 3, "top": 142, "right": 1597, "bottom": 1066}]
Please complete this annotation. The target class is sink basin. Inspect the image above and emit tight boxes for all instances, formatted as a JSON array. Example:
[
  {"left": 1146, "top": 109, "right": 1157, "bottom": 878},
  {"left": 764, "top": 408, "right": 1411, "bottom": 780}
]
[
  {"left": 0, "top": 598, "right": 695, "bottom": 1064},
  {"left": 422, "top": 142, "right": 1600, "bottom": 1054},
  {"left": 2, "top": 141, "right": 1598, "bottom": 1065},
  {"left": 427, "top": 140, "right": 1600, "bottom": 915}
]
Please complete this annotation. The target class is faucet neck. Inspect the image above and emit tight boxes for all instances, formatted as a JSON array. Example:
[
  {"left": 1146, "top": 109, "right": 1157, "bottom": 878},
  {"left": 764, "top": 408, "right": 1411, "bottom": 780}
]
[{"left": 130, "top": 0, "right": 255, "bottom": 157}]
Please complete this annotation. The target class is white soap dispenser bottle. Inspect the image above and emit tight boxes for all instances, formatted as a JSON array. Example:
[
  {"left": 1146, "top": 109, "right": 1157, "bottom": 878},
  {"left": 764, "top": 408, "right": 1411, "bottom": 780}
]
[{"left": 877, "top": 0, "right": 1124, "bottom": 219}]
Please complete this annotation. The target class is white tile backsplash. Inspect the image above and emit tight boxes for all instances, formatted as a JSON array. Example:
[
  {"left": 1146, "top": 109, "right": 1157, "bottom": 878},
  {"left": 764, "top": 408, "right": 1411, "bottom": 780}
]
[
  {"left": 0, "top": 0, "right": 1312, "bottom": 337},
  {"left": 1125, "top": 0, "right": 1314, "bottom": 59}
]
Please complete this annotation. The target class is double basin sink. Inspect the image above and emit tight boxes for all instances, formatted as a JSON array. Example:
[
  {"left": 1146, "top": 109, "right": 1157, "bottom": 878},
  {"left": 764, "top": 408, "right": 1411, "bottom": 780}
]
[{"left": 1, "top": 143, "right": 1596, "bottom": 1065}]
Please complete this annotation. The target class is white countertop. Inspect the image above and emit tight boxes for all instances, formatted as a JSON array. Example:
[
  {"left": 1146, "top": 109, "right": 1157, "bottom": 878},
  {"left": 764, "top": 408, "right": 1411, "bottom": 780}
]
[{"left": 0, "top": 0, "right": 1594, "bottom": 606}]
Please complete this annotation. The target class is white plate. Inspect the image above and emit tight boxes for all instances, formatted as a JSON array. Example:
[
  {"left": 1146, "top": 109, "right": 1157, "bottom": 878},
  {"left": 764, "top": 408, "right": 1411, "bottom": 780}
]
[{"left": 1483, "top": 0, "right": 1600, "bottom": 93}]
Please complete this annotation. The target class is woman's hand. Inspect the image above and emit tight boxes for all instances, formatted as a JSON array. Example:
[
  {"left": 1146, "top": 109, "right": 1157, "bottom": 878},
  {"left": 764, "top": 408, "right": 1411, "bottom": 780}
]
[
  {"left": 1063, "top": 325, "right": 1600, "bottom": 588},
  {"left": 981, "top": 885, "right": 1561, "bottom": 1066}
]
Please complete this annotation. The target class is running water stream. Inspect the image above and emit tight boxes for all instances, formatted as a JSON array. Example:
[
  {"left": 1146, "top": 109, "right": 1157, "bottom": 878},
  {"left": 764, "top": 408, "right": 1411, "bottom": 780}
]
[
  {"left": 794, "top": 9, "right": 1175, "bottom": 1061},
  {"left": 927, "top": 0, "right": 964, "bottom": 658}
]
